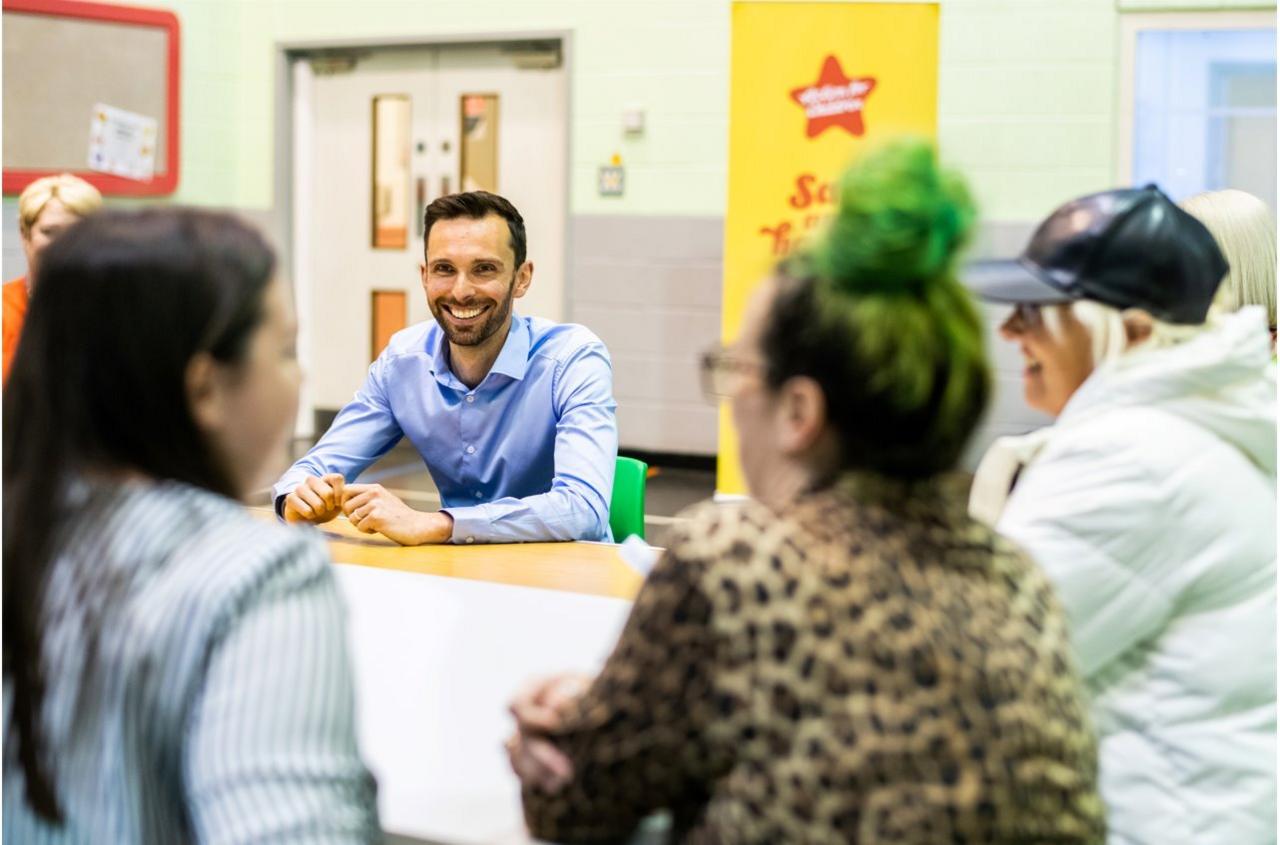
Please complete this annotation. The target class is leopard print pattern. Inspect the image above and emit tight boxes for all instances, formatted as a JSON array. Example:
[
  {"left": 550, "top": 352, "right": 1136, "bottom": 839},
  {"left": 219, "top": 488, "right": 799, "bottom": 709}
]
[{"left": 524, "top": 475, "right": 1105, "bottom": 843}]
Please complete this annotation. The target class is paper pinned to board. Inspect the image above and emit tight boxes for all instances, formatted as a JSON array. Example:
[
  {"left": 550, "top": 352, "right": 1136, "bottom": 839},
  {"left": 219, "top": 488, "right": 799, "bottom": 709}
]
[
  {"left": 618, "top": 535, "right": 659, "bottom": 577},
  {"left": 88, "top": 103, "right": 157, "bottom": 181}
]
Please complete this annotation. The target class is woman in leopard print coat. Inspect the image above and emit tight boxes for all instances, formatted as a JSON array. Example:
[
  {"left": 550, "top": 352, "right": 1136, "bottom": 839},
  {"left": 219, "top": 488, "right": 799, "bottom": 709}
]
[{"left": 507, "top": 139, "right": 1105, "bottom": 844}]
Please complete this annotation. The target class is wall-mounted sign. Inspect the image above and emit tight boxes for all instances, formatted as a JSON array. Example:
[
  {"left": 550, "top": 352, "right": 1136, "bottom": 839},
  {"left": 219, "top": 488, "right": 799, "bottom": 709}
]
[{"left": 88, "top": 103, "right": 157, "bottom": 181}]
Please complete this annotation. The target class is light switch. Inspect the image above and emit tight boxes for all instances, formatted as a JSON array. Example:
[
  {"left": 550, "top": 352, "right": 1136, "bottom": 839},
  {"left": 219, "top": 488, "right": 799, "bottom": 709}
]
[{"left": 622, "top": 105, "right": 645, "bottom": 135}]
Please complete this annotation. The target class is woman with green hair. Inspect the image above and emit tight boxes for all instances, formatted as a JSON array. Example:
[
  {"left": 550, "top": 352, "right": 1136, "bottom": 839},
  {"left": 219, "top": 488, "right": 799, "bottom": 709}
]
[{"left": 504, "top": 138, "right": 1103, "bottom": 843}]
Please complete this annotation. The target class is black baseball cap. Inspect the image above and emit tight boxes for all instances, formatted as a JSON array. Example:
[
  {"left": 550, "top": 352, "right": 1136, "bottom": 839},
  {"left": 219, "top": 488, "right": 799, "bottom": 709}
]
[{"left": 965, "top": 184, "right": 1228, "bottom": 324}]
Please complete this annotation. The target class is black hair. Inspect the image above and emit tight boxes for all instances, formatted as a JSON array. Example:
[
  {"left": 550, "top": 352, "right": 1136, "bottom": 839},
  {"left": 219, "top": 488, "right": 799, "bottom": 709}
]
[
  {"left": 2, "top": 208, "right": 276, "bottom": 822},
  {"left": 761, "top": 138, "right": 991, "bottom": 479},
  {"left": 423, "top": 190, "right": 527, "bottom": 268}
]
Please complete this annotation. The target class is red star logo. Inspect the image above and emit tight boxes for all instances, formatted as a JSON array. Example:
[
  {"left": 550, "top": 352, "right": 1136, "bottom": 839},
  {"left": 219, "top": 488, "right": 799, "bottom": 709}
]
[{"left": 790, "top": 55, "right": 877, "bottom": 139}]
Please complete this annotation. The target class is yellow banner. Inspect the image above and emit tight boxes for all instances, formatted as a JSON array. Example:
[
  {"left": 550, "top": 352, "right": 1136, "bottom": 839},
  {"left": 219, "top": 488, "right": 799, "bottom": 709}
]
[{"left": 718, "top": 1, "right": 939, "bottom": 494}]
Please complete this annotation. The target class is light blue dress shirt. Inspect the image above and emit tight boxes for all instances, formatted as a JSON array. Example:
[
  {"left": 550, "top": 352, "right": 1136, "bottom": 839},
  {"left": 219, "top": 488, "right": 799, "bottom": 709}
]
[{"left": 273, "top": 315, "right": 618, "bottom": 543}]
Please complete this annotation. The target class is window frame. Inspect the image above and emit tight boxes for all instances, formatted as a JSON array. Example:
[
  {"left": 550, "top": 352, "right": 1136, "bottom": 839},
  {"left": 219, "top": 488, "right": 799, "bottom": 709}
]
[{"left": 1116, "top": 10, "right": 1277, "bottom": 186}]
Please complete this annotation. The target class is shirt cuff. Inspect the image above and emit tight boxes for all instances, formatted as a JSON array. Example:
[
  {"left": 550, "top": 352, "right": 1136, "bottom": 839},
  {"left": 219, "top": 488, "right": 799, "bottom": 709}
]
[
  {"left": 442, "top": 505, "right": 491, "bottom": 544},
  {"left": 271, "top": 470, "right": 314, "bottom": 521}
]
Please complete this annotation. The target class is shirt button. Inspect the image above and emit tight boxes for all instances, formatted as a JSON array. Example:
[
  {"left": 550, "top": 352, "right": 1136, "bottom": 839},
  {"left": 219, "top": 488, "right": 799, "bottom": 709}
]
[
  {"left": 465, "top": 394, "right": 475, "bottom": 403},
  {"left": 474, "top": 491, "right": 483, "bottom": 498},
  {"left": 465, "top": 536, "right": 475, "bottom": 544},
  {"left": 465, "top": 445, "right": 476, "bottom": 455}
]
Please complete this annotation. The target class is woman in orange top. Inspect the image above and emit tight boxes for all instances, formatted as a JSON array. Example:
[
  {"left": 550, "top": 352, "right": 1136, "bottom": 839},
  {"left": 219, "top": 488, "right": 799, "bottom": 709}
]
[{"left": 4, "top": 174, "right": 103, "bottom": 383}]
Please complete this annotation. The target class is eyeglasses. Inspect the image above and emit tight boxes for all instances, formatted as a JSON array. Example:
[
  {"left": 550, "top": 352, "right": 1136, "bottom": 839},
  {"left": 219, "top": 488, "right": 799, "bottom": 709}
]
[
  {"left": 1004, "top": 303, "right": 1044, "bottom": 332},
  {"left": 700, "top": 344, "right": 765, "bottom": 400}
]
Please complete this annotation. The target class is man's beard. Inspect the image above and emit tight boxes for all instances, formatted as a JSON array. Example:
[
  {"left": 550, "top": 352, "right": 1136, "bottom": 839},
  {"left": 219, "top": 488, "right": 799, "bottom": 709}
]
[{"left": 430, "top": 281, "right": 516, "bottom": 347}]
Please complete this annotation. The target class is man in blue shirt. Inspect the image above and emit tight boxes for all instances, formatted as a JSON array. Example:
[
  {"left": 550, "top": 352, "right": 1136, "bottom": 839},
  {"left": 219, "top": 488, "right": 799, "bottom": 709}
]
[{"left": 274, "top": 191, "right": 617, "bottom": 545}]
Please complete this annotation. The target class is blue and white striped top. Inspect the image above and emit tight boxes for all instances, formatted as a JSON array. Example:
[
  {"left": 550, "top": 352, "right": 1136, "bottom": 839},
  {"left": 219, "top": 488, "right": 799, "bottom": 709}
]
[{"left": 3, "top": 479, "right": 380, "bottom": 843}]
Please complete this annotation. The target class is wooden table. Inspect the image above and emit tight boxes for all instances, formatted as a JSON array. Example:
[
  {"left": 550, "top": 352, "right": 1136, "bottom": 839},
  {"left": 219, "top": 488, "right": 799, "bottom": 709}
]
[
  {"left": 311, "top": 513, "right": 644, "bottom": 600},
  {"left": 250, "top": 510, "right": 648, "bottom": 844}
]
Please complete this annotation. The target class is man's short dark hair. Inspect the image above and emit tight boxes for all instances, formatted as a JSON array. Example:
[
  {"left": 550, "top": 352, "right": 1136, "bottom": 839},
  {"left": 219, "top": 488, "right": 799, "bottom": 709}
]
[{"left": 423, "top": 191, "right": 526, "bottom": 268}]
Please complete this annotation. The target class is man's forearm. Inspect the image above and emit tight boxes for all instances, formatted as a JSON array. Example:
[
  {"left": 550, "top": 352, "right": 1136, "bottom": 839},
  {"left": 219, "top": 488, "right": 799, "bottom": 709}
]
[{"left": 444, "top": 486, "right": 609, "bottom": 544}]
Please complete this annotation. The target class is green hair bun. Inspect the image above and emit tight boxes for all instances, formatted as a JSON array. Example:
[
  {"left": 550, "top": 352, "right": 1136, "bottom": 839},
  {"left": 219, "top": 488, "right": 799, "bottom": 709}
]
[{"left": 813, "top": 137, "right": 975, "bottom": 296}]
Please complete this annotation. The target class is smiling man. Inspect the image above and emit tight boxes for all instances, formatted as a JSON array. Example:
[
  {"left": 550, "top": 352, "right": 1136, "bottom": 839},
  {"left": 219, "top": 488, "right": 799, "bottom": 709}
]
[{"left": 273, "top": 191, "right": 617, "bottom": 545}]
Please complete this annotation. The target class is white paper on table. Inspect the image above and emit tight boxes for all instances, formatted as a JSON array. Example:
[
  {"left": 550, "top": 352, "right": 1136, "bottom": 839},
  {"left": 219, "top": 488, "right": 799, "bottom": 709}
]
[
  {"left": 619, "top": 535, "right": 659, "bottom": 577},
  {"left": 87, "top": 103, "right": 157, "bottom": 181}
]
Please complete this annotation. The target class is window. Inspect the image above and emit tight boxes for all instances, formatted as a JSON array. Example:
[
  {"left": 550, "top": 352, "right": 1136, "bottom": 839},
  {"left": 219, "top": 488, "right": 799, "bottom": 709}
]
[{"left": 1123, "top": 14, "right": 1276, "bottom": 210}]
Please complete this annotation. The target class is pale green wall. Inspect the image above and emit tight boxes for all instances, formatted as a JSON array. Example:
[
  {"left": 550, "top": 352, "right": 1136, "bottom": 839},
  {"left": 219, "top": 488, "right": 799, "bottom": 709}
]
[
  {"left": 939, "top": 0, "right": 1118, "bottom": 221},
  {"left": 1120, "top": 0, "right": 1273, "bottom": 8},
  {"left": 155, "top": 0, "right": 730, "bottom": 216},
  {"left": 150, "top": 0, "right": 1272, "bottom": 222}
]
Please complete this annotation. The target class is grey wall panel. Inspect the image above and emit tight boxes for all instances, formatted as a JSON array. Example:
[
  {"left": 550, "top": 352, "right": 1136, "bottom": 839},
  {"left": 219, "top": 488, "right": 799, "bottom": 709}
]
[
  {"left": 569, "top": 214, "right": 1049, "bottom": 463},
  {"left": 3, "top": 199, "right": 25, "bottom": 281},
  {"left": 570, "top": 214, "right": 723, "bottom": 455},
  {"left": 2, "top": 200, "right": 285, "bottom": 284},
  {"left": 573, "top": 215, "right": 722, "bottom": 263},
  {"left": 615, "top": 399, "right": 720, "bottom": 456}
]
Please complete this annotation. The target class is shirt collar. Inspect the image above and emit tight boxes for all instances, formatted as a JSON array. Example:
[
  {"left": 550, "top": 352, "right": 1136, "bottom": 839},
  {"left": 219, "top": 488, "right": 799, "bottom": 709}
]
[
  {"left": 428, "top": 314, "right": 531, "bottom": 387},
  {"left": 489, "top": 314, "right": 531, "bottom": 381},
  {"left": 428, "top": 326, "right": 456, "bottom": 388}
]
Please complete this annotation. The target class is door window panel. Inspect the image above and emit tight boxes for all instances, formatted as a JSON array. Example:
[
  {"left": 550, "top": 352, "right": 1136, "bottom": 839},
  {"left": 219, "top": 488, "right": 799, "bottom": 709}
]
[
  {"left": 371, "top": 290, "right": 407, "bottom": 361},
  {"left": 372, "top": 94, "right": 411, "bottom": 248},
  {"left": 460, "top": 94, "right": 498, "bottom": 193}
]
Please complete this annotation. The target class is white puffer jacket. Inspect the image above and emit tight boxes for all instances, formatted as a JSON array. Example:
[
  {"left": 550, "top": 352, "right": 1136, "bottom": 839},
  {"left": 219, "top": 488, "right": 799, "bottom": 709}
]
[{"left": 971, "top": 307, "right": 1276, "bottom": 845}]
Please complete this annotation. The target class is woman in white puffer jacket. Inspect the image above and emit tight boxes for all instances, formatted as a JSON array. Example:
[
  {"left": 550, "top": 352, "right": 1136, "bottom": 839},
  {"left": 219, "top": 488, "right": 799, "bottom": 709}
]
[{"left": 967, "top": 185, "right": 1276, "bottom": 845}]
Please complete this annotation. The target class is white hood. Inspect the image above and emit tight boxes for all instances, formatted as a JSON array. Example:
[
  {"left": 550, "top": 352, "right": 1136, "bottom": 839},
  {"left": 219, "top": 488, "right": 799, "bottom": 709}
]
[{"left": 1060, "top": 306, "right": 1276, "bottom": 477}]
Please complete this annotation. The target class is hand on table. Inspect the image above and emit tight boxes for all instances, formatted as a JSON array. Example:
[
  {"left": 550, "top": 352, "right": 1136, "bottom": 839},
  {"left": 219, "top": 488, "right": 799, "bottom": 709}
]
[
  {"left": 342, "top": 483, "right": 454, "bottom": 545},
  {"left": 283, "top": 473, "right": 346, "bottom": 524},
  {"left": 505, "top": 673, "right": 593, "bottom": 794}
]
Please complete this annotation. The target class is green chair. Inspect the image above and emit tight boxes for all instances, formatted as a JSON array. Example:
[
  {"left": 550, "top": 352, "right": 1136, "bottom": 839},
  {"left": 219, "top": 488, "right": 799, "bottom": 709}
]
[{"left": 610, "top": 456, "right": 648, "bottom": 542}]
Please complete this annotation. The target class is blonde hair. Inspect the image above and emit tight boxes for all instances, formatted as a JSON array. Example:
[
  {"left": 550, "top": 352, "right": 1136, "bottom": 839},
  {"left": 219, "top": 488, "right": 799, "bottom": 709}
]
[
  {"left": 18, "top": 174, "right": 102, "bottom": 235},
  {"left": 1050, "top": 299, "right": 1208, "bottom": 367},
  {"left": 1180, "top": 189, "right": 1276, "bottom": 330}
]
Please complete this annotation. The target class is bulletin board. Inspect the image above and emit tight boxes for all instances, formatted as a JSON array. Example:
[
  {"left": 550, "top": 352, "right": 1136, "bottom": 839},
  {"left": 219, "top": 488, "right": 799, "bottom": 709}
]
[{"left": 2, "top": 0, "right": 180, "bottom": 195}]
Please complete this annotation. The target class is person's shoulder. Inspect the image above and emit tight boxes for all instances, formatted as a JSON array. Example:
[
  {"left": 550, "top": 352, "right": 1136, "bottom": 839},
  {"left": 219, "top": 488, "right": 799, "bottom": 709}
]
[
  {"left": 3, "top": 277, "right": 27, "bottom": 309},
  {"left": 664, "top": 497, "right": 782, "bottom": 567},
  {"left": 1037, "top": 405, "right": 1218, "bottom": 487},
  {"left": 1004, "top": 408, "right": 1205, "bottom": 568},
  {"left": 380, "top": 320, "right": 437, "bottom": 360},
  {"left": 1037, "top": 405, "right": 1165, "bottom": 461},
  {"left": 160, "top": 485, "right": 332, "bottom": 598},
  {"left": 525, "top": 316, "right": 607, "bottom": 361}
]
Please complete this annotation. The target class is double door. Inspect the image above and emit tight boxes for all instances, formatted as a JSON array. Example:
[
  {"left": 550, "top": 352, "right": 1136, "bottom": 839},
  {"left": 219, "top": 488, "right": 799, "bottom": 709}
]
[{"left": 296, "top": 41, "right": 568, "bottom": 413}]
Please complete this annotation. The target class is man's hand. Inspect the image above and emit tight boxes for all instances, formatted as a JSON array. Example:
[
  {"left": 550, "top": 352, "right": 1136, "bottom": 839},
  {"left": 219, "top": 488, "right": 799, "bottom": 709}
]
[
  {"left": 504, "top": 673, "right": 592, "bottom": 794},
  {"left": 283, "top": 473, "right": 346, "bottom": 524},
  {"left": 341, "top": 483, "right": 454, "bottom": 545}
]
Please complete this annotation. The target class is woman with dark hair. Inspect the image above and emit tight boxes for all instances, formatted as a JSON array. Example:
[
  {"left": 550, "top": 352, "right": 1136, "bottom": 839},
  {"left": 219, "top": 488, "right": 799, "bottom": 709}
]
[
  {"left": 3, "top": 209, "right": 379, "bottom": 842},
  {"left": 504, "top": 139, "right": 1103, "bottom": 843}
]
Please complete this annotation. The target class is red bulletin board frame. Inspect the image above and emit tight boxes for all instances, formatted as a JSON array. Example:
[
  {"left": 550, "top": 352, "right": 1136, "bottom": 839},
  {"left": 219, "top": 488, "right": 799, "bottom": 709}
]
[{"left": 2, "top": 0, "right": 181, "bottom": 195}]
